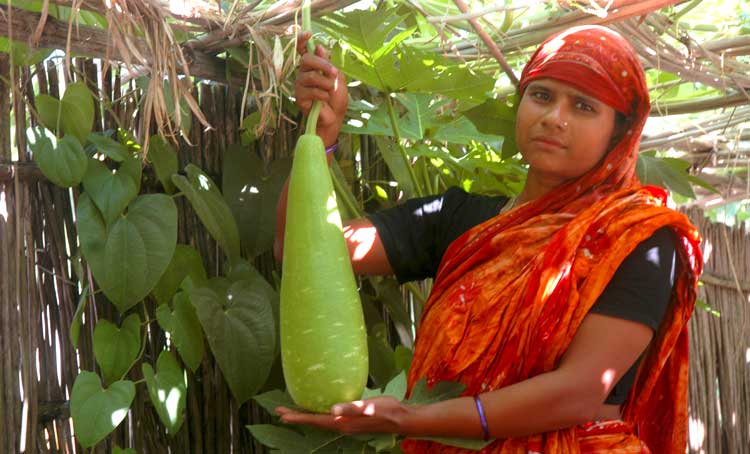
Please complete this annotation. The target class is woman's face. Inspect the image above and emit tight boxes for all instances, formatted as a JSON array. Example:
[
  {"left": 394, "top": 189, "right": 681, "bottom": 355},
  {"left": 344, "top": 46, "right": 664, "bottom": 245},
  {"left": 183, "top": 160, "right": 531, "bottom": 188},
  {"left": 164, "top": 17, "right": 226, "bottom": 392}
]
[{"left": 515, "top": 78, "right": 617, "bottom": 187}]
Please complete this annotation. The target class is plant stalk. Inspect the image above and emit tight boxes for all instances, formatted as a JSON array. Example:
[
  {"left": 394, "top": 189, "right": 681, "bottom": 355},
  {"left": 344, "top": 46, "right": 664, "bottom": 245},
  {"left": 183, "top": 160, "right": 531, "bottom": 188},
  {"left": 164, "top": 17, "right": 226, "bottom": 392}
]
[{"left": 385, "top": 95, "right": 425, "bottom": 197}]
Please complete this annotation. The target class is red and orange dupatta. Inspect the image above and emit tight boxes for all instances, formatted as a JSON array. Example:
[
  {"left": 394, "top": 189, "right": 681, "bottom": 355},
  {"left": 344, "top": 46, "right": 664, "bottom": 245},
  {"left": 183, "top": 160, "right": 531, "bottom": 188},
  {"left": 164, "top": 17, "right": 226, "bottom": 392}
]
[{"left": 403, "top": 26, "right": 703, "bottom": 453}]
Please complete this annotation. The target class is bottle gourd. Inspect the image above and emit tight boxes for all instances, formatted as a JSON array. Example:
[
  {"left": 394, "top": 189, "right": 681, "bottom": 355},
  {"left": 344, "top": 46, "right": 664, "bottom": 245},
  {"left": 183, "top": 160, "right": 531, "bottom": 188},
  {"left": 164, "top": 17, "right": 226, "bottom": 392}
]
[
  {"left": 280, "top": 135, "right": 368, "bottom": 413},
  {"left": 279, "top": 10, "right": 368, "bottom": 411}
]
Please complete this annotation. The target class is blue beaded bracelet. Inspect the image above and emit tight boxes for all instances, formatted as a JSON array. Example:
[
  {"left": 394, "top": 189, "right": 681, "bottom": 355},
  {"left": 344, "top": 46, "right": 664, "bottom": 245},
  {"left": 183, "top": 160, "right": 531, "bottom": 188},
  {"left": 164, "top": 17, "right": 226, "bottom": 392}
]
[
  {"left": 325, "top": 143, "right": 338, "bottom": 154},
  {"left": 473, "top": 395, "right": 490, "bottom": 441}
]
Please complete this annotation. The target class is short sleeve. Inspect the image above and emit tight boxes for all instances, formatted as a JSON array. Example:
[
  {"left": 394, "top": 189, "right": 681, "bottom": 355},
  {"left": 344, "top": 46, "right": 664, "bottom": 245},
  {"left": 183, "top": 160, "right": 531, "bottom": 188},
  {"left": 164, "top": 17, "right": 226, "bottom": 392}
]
[
  {"left": 590, "top": 226, "right": 677, "bottom": 331},
  {"left": 366, "top": 187, "right": 506, "bottom": 284}
]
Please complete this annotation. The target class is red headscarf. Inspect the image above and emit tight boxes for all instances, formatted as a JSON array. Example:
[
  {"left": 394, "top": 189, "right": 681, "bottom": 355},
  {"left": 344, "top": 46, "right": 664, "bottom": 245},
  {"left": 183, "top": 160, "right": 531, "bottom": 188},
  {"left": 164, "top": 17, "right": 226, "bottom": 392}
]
[{"left": 403, "top": 26, "right": 702, "bottom": 453}]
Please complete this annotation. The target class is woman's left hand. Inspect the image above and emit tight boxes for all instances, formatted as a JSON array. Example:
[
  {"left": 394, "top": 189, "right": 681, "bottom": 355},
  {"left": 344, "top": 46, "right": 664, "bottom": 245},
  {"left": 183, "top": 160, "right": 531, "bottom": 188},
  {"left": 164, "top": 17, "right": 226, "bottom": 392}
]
[{"left": 275, "top": 396, "right": 412, "bottom": 435}]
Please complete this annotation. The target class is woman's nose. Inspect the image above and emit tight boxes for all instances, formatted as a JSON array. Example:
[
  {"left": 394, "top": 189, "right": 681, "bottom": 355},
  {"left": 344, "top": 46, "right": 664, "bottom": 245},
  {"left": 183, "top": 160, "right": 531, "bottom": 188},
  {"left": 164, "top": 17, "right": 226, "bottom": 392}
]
[{"left": 540, "top": 103, "right": 569, "bottom": 130}]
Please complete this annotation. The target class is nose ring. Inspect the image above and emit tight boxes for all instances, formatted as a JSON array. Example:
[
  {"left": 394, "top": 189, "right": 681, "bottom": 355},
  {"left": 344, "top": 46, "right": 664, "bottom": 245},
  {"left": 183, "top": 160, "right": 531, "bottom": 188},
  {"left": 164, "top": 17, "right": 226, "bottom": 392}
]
[{"left": 563, "top": 121, "right": 569, "bottom": 127}]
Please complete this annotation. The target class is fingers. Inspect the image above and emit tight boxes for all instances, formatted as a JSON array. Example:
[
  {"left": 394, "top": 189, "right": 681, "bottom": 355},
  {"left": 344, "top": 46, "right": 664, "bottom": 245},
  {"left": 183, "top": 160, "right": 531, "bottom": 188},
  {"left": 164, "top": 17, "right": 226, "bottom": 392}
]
[
  {"left": 295, "top": 31, "right": 312, "bottom": 55},
  {"left": 299, "top": 53, "right": 338, "bottom": 78},
  {"left": 296, "top": 32, "right": 330, "bottom": 58}
]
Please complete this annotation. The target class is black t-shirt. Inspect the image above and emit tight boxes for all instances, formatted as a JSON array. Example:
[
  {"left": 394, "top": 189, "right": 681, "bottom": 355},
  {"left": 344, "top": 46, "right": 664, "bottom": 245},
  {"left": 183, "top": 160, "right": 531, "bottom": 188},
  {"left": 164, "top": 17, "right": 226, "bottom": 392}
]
[{"left": 367, "top": 186, "right": 677, "bottom": 405}]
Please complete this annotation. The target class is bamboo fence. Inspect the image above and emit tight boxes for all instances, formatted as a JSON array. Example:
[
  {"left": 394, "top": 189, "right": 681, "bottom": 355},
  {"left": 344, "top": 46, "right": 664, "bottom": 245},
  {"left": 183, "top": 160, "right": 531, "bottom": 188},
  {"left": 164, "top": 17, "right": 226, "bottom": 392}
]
[
  {"left": 0, "top": 52, "right": 748, "bottom": 454},
  {"left": 0, "top": 53, "right": 300, "bottom": 453},
  {"left": 686, "top": 208, "right": 750, "bottom": 454}
]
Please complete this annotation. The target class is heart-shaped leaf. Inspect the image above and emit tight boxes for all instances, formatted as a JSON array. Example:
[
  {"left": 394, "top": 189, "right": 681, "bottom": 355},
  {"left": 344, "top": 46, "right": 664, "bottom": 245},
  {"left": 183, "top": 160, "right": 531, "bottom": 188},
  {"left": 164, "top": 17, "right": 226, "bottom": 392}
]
[
  {"left": 88, "top": 132, "right": 128, "bottom": 162},
  {"left": 35, "top": 82, "right": 94, "bottom": 144},
  {"left": 190, "top": 277, "right": 276, "bottom": 404},
  {"left": 148, "top": 135, "right": 178, "bottom": 193},
  {"left": 152, "top": 244, "right": 207, "bottom": 306},
  {"left": 142, "top": 350, "right": 187, "bottom": 435},
  {"left": 28, "top": 128, "right": 88, "bottom": 187},
  {"left": 61, "top": 82, "right": 95, "bottom": 144},
  {"left": 156, "top": 291, "right": 205, "bottom": 372},
  {"left": 35, "top": 94, "right": 62, "bottom": 133},
  {"left": 93, "top": 314, "right": 141, "bottom": 384},
  {"left": 70, "top": 371, "right": 135, "bottom": 448},
  {"left": 222, "top": 145, "right": 292, "bottom": 257},
  {"left": 77, "top": 193, "right": 177, "bottom": 312},
  {"left": 83, "top": 153, "right": 142, "bottom": 225},
  {"left": 172, "top": 164, "right": 240, "bottom": 264}
]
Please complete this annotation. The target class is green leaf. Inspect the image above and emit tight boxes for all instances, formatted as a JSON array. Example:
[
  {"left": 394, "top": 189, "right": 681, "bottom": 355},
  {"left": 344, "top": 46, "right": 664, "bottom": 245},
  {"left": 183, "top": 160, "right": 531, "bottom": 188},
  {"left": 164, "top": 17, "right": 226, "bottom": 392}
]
[
  {"left": 240, "top": 111, "right": 262, "bottom": 145},
  {"left": 35, "top": 94, "right": 62, "bottom": 133},
  {"left": 636, "top": 153, "right": 696, "bottom": 198},
  {"left": 148, "top": 135, "right": 178, "bottom": 193},
  {"left": 142, "top": 350, "right": 187, "bottom": 434},
  {"left": 223, "top": 145, "right": 292, "bottom": 258},
  {"left": 61, "top": 82, "right": 95, "bottom": 144},
  {"left": 82, "top": 153, "right": 142, "bottom": 225},
  {"left": 152, "top": 244, "right": 207, "bottom": 306},
  {"left": 88, "top": 132, "right": 128, "bottom": 162},
  {"left": 155, "top": 291, "right": 205, "bottom": 372},
  {"left": 318, "top": 5, "right": 409, "bottom": 58},
  {"left": 407, "top": 378, "right": 465, "bottom": 405},
  {"left": 77, "top": 194, "right": 178, "bottom": 312},
  {"left": 382, "top": 370, "right": 407, "bottom": 400},
  {"left": 688, "top": 175, "right": 720, "bottom": 194},
  {"left": 412, "top": 436, "right": 493, "bottom": 450},
  {"left": 368, "top": 326, "right": 398, "bottom": 389},
  {"left": 462, "top": 98, "right": 516, "bottom": 137},
  {"left": 172, "top": 164, "right": 241, "bottom": 265},
  {"left": 394, "top": 345, "right": 413, "bottom": 373},
  {"left": 28, "top": 128, "right": 88, "bottom": 187},
  {"left": 70, "top": 371, "right": 135, "bottom": 448},
  {"left": 322, "top": 6, "right": 492, "bottom": 101},
  {"left": 372, "top": 136, "right": 415, "bottom": 198},
  {"left": 70, "top": 287, "right": 89, "bottom": 347},
  {"left": 252, "top": 389, "right": 302, "bottom": 415},
  {"left": 93, "top": 314, "right": 141, "bottom": 384},
  {"left": 247, "top": 425, "right": 308, "bottom": 452},
  {"left": 0, "top": 37, "right": 53, "bottom": 66},
  {"left": 113, "top": 446, "right": 137, "bottom": 454},
  {"left": 695, "top": 298, "right": 721, "bottom": 317},
  {"left": 190, "top": 277, "right": 276, "bottom": 404}
]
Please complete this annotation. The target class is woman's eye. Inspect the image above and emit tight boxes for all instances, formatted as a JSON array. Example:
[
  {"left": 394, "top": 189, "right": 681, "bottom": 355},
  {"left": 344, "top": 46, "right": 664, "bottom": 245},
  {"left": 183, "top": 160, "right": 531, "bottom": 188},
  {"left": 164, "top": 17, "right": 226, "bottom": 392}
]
[
  {"left": 576, "top": 101, "right": 594, "bottom": 112},
  {"left": 531, "top": 91, "right": 550, "bottom": 101}
]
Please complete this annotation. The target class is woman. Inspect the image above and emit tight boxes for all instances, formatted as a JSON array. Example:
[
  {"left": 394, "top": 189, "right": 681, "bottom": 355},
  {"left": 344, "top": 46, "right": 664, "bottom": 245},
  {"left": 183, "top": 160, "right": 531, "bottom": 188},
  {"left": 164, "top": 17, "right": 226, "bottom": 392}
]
[{"left": 274, "top": 25, "right": 702, "bottom": 453}]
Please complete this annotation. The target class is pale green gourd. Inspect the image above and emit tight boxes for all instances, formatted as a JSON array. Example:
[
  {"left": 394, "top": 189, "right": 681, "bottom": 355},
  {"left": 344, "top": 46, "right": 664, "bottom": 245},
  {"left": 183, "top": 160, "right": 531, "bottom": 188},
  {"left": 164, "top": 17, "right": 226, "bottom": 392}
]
[
  {"left": 280, "top": 134, "right": 368, "bottom": 412},
  {"left": 278, "top": 3, "right": 368, "bottom": 412}
]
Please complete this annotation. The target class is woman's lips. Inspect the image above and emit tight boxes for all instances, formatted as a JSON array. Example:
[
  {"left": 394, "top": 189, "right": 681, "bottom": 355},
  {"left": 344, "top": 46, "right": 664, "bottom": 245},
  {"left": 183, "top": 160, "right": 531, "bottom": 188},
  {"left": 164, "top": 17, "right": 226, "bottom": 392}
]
[{"left": 532, "top": 137, "right": 566, "bottom": 149}]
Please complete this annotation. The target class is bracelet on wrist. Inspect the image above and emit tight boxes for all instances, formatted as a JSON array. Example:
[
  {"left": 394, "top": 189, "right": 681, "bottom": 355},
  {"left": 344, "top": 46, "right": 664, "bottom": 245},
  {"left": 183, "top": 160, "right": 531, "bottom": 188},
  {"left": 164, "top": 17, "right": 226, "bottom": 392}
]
[
  {"left": 473, "top": 395, "right": 490, "bottom": 441},
  {"left": 325, "top": 143, "right": 338, "bottom": 154}
]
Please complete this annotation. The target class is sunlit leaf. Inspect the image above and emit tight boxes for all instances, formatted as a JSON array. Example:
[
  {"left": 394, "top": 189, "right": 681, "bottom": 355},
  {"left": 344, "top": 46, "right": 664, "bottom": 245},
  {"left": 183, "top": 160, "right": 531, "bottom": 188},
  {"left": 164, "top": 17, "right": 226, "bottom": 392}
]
[
  {"left": 28, "top": 128, "right": 88, "bottom": 187},
  {"left": 142, "top": 350, "right": 187, "bottom": 435},
  {"left": 88, "top": 132, "right": 128, "bottom": 162},
  {"left": 156, "top": 291, "right": 205, "bottom": 372},
  {"left": 82, "top": 153, "right": 142, "bottom": 225},
  {"left": 637, "top": 153, "right": 696, "bottom": 198},
  {"left": 222, "top": 145, "right": 292, "bottom": 258},
  {"left": 70, "top": 372, "right": 135, "bottom": 448}
]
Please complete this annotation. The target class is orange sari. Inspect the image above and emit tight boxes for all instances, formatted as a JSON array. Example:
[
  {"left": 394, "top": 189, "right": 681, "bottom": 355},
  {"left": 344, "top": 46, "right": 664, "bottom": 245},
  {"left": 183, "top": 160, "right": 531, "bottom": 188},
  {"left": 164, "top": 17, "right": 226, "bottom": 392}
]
[{"left": 403, "top": 26, "right": 702, "bottom": 453}]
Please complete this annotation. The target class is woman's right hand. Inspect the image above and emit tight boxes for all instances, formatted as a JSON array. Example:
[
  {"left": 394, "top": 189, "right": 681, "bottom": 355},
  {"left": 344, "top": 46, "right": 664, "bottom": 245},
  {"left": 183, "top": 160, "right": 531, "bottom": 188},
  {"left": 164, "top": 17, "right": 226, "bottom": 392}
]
[{"left": 295, "top": 32, "right": 348, "bottom": 147}]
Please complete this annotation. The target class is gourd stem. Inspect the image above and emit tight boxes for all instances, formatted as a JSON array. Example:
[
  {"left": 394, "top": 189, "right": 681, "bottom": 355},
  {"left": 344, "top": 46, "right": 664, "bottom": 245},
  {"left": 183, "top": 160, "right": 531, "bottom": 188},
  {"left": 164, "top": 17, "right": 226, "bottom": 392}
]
[{"left": 303, "top": 0, "right": 322, "bottom": 136}]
